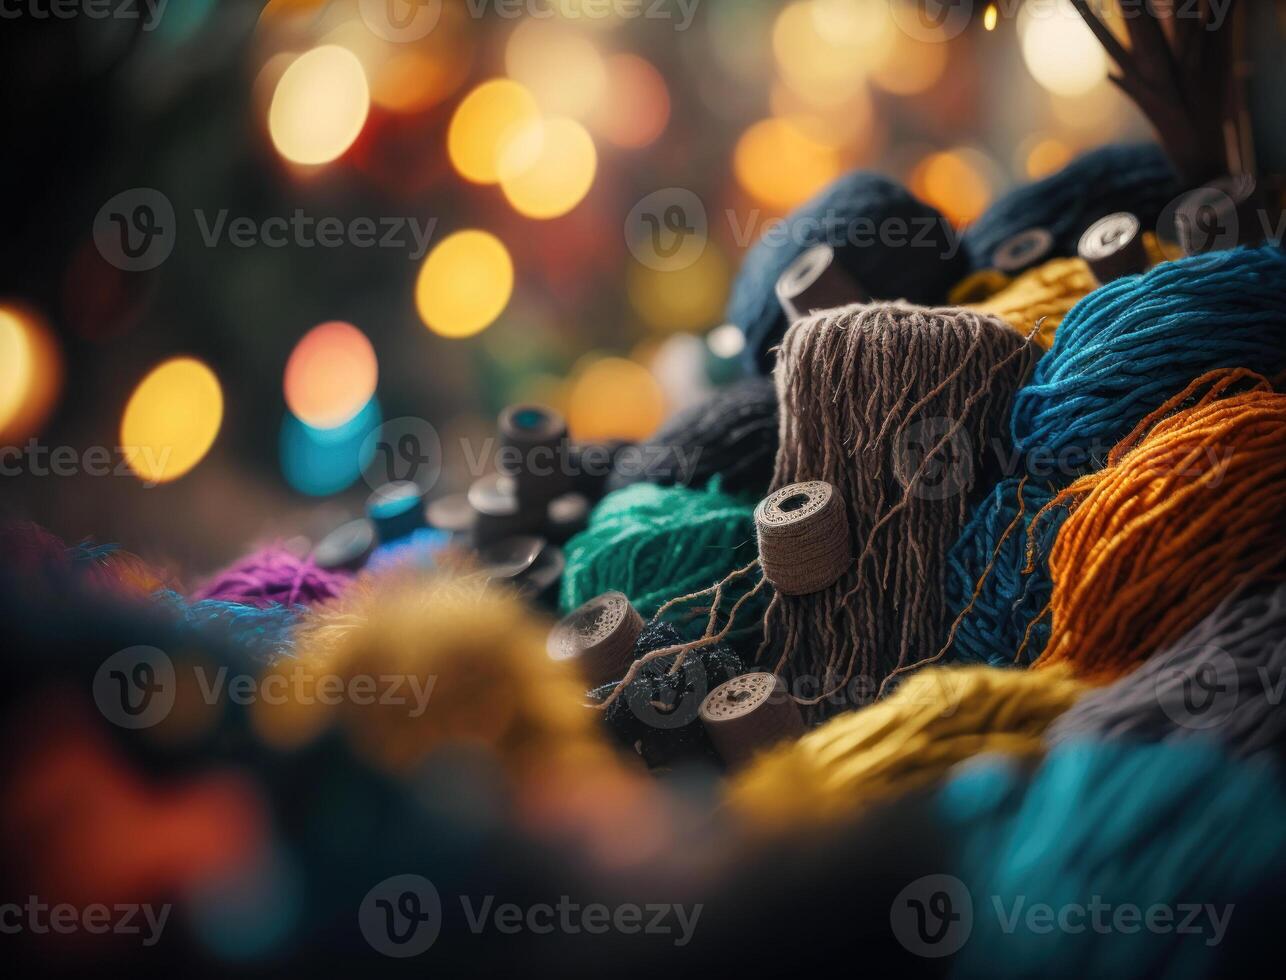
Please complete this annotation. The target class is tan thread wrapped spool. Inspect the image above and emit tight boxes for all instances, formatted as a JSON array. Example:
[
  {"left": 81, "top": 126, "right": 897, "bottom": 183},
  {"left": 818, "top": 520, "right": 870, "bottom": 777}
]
[
  {"left": 755, "top": 481, "right": 852, "bottom": 596},
  {"left": 547, "top": 591, "right": 644, "bottom": 687},
  {"left": 699, "top": 672, "right": 805, "bottom": 769}
]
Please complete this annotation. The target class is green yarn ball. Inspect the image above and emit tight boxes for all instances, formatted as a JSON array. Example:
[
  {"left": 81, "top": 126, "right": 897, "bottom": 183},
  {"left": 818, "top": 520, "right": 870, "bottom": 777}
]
[{"left": 561, "top": 482, "right": 767, "bottom": 653}]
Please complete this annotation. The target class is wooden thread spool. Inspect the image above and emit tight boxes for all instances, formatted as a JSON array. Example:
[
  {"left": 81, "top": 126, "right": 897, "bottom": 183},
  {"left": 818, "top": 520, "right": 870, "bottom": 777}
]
[
  {"left": 775, "top": 243, "right": 868, "bottom": 324},
  {"left": 699, "top": 672, "right": 805, "bottom": 769},
  {"left": 547, "top": 591, "right": 644, "bottom": 687},
  {"left": 755, "top": 481, "right": 852, "bottom": 596},
  {"left": 992, "top": 228, "right": 1054, "bottom": 274},
  {"left": 1176, "top": 175, "right": 1269, "bottom": 255},
  {"left": 1078, "top": 212, "right": 1147, "bottom": 283},
  {"left": 498, "top": 404, "right": 572, "bottom": 503}
]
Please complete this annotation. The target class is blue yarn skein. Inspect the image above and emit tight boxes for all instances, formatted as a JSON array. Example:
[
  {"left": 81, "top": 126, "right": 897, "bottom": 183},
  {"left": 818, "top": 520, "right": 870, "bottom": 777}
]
[
  {"left": 941, "top": 478, "right": 1065, "bottom": 668},
  {"left": 939, "top": 740, "right": 1286, "bottom": 979},
  {"left": 963, "top": 143, "right": 1180, "bottom": 270},
  {"left": 1011, "top": 245, "right": 1286, "bottom": 473},
  {"left": 727, "top": 171, "right": 966, "bottom": 373},
  {"left": 155, "top": 589, "right": 302, "bottom": 665}
]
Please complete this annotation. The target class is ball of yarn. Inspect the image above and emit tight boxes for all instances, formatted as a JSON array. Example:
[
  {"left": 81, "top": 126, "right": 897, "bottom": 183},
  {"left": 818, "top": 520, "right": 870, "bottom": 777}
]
[
  {"left": 957, "top": 256, "right": 1098, "bottom": 349},
  {"left": 727, "top": 666, "right": 1085, "bottom": 834},
  {"left": 767, "top": 303, "right": 1038, "bottom": 716},
  {"left": 1035, "top": 369, "right": 1286, "bottom": 682},
  {"left": 587, "top": 620, "right": 744, "bottom": 769},
  {"left": 70, "top": 541, "right": 177, "bottom": 599},
  {"left": 191, "top": 544, "right": 350, "bottom": 608},
  {"left": 962, "top": 143, "right": 1180, "bottom": 270},
  {"left": 940, "top": 739, "right": 1286, "bottom": 978},
  {"left": 606, "top": 377, "right": 778, "bottom": 498},
  {"left": 941, "top": 478, "right": 1065, "bottom": 667},
  {"left": 254, "top": 574, "right": 610, "bottom": 776},
  {"left": 1011, "top": 245, "right": 1286, "bottom": 472},
  {"left": 727, "top": 171, "right": 966, "bottom": 373},
  {"left": 561, "top": 482, "right": 765, "bottom": 655},
  {"left": 1047, "top": 583, "right": 1286, "bottom": 761}
]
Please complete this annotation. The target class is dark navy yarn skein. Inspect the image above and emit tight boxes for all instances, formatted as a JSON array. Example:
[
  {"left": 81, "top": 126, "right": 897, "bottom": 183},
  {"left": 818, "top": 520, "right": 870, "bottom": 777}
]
[
  {"left": 963, "top": 143, "right": 1180, "bottom": 270},
  {"left": 727, "top": 171, "right": 966, "bottom": 373}
]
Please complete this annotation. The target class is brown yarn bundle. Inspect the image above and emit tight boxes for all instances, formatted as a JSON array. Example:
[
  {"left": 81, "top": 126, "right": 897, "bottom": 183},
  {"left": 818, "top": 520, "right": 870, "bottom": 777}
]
[{"left": 766, "top": 303, "right": 1038, "bottom": 720}]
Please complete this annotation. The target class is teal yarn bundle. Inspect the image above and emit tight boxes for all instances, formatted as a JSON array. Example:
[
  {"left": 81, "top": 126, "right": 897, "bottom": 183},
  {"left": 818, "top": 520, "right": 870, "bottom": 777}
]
[
  {"left": 962, "top": 143, "right": 1180, "bottom": 270},
  {"left": 561, "top": 481, "right": 766, "bottom": 652},
  {"left": 1011, "top": 245, "right": 1286, "bottom": 471},
  {"left": 940, "top": 478, "right": 1065, "bottom": 668},
  {"left": 938, "top": 740, "right": 1286, "bottom": 978},
  {"left": 726, "top": 170, "right": 966, "bottom": 373},
  {"left": 155, "top": 590, "right": 302, "bottom": 665}
]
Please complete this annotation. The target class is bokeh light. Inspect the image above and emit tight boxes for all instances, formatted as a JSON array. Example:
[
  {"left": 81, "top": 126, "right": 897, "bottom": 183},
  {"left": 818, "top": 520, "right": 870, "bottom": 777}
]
[
  {"left": 592, "top": 54, "right": 670, "bottom": 149},
  {"left": 499, "top": 118, "right": 598, "bottom": 219},
  {"left": 504, "top": 19, "right": 607, "bottom": 120},
  {"left": 1021, "top": 135, "right": 1075, "bottom": 179},
  {"left": 869, "top": 33, "right": 949, "bottom": 95},
  {"left": 279, "top": 396, "right": 380, "bottom": 496},
  {"left": 773, "top": 0, "right": 893, "bottom": 107},
  {"left": 268, "top": 45, "right": 370, "bottom": 165},
  {"left": 706, "top": 323, "right": 746, "bottom": 360},
  {"left": 627, "top": 246, "right": 730, "bottom": 334},
  {"left": 910, "top": 149, "right": 996, "bottom": 227},
  {"left": 0, "top": 304, "right": 62, "bottom": 443},
  {"left": 1019, "top": 0, "right": 1108, "bottom": 96},
  {"left": 734, "top": 118, "right": 842, "bottom": 210},
  {"left": 283, "top": 321, "right": 378, "bottom": 429},
  {"left": 120, "top": 357, "right": 224, "bottom": 484},
  {"left": 447, "top": 79, "right": 541, "bottom": 184},
  {"left": 416, "top": 230, "right": 514, "bottom": 338},
  {"left": 566, "top": 357, "right": 665, "bottom": 442}
]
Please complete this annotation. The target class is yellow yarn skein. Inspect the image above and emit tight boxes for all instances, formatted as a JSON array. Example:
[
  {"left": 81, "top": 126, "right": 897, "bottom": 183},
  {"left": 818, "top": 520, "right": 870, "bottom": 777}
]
[{"left": 726, "top": 666, "right": 1085, "bottom": 833}]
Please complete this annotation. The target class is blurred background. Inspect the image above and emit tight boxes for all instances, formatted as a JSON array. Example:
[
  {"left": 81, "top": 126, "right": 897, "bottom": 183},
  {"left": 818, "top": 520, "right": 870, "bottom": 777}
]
[{"left": 0, "top": 0, "right": 1176, "bottom": 574}]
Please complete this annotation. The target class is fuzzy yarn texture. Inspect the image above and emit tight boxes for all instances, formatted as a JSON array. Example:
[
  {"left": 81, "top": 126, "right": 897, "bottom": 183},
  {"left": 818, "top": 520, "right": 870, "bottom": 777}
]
[
  {"left": 1034, "top": 370, "right": 1286, "bottom": 683},
  {"left": 607, "top": 377, "right": 778, "bottom": 499},
  {"left": 1010, "top": 245, "right": 1286, "bottom": 474},
  {"left": 587, "top": 620, "right": 744, "bottom": 769},
  {"left": 940, "top": 740, "right": 1286, "bottom": 979},
  {"left": 961, "top": 142, "right": 1180, "bottom": 270},
  {"left": 155, "top": 590, "right": 302, "bottom": 665},
  {"left": 727, "top": 666, "right": 1085, "bottom": 834},
  {"left": 726, "top": 170, "right": 966, "bottom": 373},
  {"left": 1047, "top": 583, "right": 1286, "bottom": 762},
  {"left": 364, "top": 527, "right": 451, "bottom": 576},
  {"left": 958, "top": 256, "right": 1097, "bottom": 349},
  {"left": 940, "top": 478, "right": 1066, "bottom": 668},
  {"left": 191, "top": 544, "right": 350, "bottom": 608},
  {"left": 766, "top": 303, "right": 1038, "bottom": 719}
]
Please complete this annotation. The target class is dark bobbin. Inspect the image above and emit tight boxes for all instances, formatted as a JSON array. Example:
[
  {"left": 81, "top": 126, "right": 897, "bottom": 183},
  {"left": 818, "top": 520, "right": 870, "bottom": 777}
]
[
  {"left": 426, "top": 492, "right": 475, "bottom": 535},
  {"left": 992, "top": 227, "right": 1054, "bottom": 274},
  {"left": 775, "top": 243, "right": 868, "bottom": 324},
  {"left": 498, "top": 404, "right": 572, "bottom": 502},
  {"left": 366, "top": 481, "right": 428, "bottom": 544},
  {"left": 314, "top": 517, "right": 376, "bottom": 571},
  {"left": 1175, "top": 175, "right": 1270, "bottom": 255},
  {"left": 699, "top": 672, "right": 805, "bottom": 769},
  {"left": 755, "top": 481, "right": 852, "bottom": 596},
  {"left": 467, "top": 473, "right": 543, "bottom": 546},
  {"left": 1078, "top": 212, "right": 1146, "bottom": 283},
  {"left": 547, "top": 591, "right": 644, "bottom": 687}
]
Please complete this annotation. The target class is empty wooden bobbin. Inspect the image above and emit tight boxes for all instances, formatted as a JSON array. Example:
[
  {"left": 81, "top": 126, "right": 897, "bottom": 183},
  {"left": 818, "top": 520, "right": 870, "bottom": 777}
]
[
  {"left": 776, "top": 243, "right": 868, "bottom": 323},
  {"left": 1078, "top": 212, "right": 1147, "bottom": 283},
  {"left": 755, "top": 481, "right": 852, "bottom": 596},
  {"left": 992, "top": 227, "right": 1054, "bottom": 274},
  {"left": 1175, "top": 175, "right": 1269, "bottom": 255},
  {"left": 498, "top": 404, "right": 572, "bottom": 502},
  {"left": 547, "top": 591, "right": 644, "bottom": 687},
  {"left": 699, "top": 672, "right": 805, "bottom": 769}
]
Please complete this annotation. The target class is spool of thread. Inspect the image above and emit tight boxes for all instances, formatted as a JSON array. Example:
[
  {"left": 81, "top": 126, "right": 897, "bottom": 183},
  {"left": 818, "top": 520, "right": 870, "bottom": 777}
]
[
  {"left": 1078, "top": 211, "right": 1147, "bottom": 283},
  {"left": 1011, "top": 245, "right": 1286, "bottom": 471},
  {"left": 963, "top": 142, "right": 1180, "bottom": 269},
  {"left": 727, "top": 666, "right": 1084, "bottom": 833},
  {"left": 468, "top": 473, "right": 542, "bottom": 546},
  {"left": 755, "top": 482, "right": 851, "bottom": 596},
  {"left": 313, "top": 518, "right": 376, "bottom": 571},
  {"left": 365, "top": 481, "right": 427, "bottom": 543},
  {"left": 191, "top": 544, "right": 350, "bottom": 608},
  {"left": 1047, "top": 583, "right": 1286, "bottom": 762},
  {"left": 426, "top": 493, "right": 475, "bottom": 535},
  {"left": 1034, "top": 369, "right": 1286, "bottom": 683},
  {"left": 1175, "top": 174, "right": 1270, "bottom": 255},
  {"left": 940, "top": 740, "right": 1286, "bottom": 978},
  {"left": 766, "top": 303, "right": 1037, "bottom": 718},
  {"left": 545, "top": 492, "right": 590, "bottom": 544},
  {"left": 991, "top": 227, "right": 1054, "bottom": 274},
  {"left": 606, "top": 377, "right": 779, "bottom": 498},
  {"left": 699, "top": 672, "right": 804, "bottom": 770},
  {"left": 726, "top": 170, "right": 966, "bottom": 373},
  {"left": 547, "top": 591, "right": 645, "bottom": 688},
  {"left": 775, "top": 243, "right": 866, "bottom": 323},
  {"left": 958, "top": 256, "right": 1097, "bottom": 349},
  {"left": 498, "top": 404, "right": 572, "bottom": 502}
]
